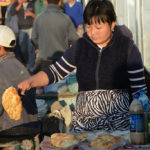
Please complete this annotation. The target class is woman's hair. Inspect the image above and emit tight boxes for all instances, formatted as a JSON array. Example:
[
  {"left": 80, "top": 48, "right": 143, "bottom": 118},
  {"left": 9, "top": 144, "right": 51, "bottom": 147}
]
[{"left": 84, "top": 0, "right": 116, "bottom": 25}]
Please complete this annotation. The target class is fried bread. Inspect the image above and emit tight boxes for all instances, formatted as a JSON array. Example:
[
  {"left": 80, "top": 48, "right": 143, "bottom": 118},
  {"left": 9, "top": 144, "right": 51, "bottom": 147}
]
[
  {"left": 2, "top": 86, "right": 22, "bottom": 120},
  {"left": 50, "top": 133, "right": 88, "bottom": 149},
  {"left": 90, "top": 134, "right": 124, "bottom": 149}
]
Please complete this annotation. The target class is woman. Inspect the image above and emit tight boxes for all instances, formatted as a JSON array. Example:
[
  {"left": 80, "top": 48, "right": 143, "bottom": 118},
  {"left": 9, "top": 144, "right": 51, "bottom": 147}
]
[{"left": 18, "top": 0, "right": 147, "bottom": 133}]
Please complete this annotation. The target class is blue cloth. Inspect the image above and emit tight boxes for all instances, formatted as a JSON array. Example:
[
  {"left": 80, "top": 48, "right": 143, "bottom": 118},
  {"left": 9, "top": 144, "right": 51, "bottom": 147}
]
[{"left": 64, "top": 1, "right": 83, "bottom": 27}]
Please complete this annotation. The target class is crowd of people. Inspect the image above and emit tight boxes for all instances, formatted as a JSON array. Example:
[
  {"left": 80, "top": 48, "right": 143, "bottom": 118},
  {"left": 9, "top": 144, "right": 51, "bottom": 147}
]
[
  {"left": 0, "top": 0, "right": 83, "bottom": 73},
  {"left": 0, "top": 0, "right": 149, "bottom": 149}
]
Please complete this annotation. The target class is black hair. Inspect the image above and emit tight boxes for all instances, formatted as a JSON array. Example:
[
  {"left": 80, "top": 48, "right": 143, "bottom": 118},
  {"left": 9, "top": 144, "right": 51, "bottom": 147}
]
[
  {"left": 47, "top": 0, "right": 59, "bottom": 4},
  {"left": 83, "top": 0, "right": 116, "bottom": 25}
]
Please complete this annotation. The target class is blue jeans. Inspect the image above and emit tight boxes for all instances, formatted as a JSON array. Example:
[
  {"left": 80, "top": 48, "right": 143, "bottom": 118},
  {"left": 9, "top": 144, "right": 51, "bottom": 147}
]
[{"left": 18, "top": 28, "right": 36, "bottom": 70}]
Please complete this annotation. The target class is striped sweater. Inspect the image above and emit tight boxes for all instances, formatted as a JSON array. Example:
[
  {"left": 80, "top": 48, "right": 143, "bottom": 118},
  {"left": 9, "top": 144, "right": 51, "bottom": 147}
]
[{"left": 43, "top": 26, "right": 146, "bottom": 95}]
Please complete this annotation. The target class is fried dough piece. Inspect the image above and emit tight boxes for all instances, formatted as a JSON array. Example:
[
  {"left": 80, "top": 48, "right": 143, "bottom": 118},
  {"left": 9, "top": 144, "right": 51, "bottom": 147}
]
[
  {"left": 2, "top": 86, "right": 22, "bottom": 120},
  {"left": 50, "top": 133, "right": 88, "bottom": 149},
  {"left": 90, "top": 134, "right": 123, "bottom": 149},
  {"left": 50, "top": 133, "right": 78, "bottom": 149}
]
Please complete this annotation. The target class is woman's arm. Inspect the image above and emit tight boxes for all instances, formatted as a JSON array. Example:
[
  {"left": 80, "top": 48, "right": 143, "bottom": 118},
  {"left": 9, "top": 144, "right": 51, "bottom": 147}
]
[
  {"left": 127, "top": 44, "right": 147, "bottom": 95},
  {"left": 18, "top": 71, "right": 49, "bottom": 95},
  {"left": 18, "top": 43, "right": 77, "bottom": 95}
]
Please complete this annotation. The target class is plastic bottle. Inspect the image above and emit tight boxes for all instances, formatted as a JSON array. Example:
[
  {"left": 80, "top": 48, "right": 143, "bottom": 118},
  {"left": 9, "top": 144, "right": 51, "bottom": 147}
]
[
  {"left": 129, "top": 94, "right": 145, "bottom": 145},
  {"left": 138, "top": 89, "right": 150, "bottom": 143},
  {"left": 148, "top": 113, "right": 150, "bottom": 142}
]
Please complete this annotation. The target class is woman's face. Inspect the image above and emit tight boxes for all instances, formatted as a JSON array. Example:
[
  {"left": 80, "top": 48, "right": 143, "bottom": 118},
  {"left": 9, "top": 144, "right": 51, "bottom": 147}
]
[{"left": 86, "top": 18, "right": 116, "bottom": 47}]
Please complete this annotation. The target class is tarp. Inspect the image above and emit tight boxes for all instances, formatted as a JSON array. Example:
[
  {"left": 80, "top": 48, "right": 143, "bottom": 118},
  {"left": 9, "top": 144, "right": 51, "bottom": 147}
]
[{"left": 110, "top": 0, "right": 150, "bottom": 73}]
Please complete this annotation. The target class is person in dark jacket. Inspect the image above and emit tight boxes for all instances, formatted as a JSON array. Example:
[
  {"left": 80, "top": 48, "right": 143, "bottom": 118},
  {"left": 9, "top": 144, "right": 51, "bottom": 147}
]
[
  {"left": 18, "top": 0, "right": 147, "bottom": 133},
  {"left": 0, "top": 25, "right": 40, "bottom": 149},
  {"left": 31, "top": 0, "right": 78, "bottom": 64},
  {"left": 10, "top": 0, "right": 36, "bottom": 72},
  {"left": 31, "top": 0, "right": 79, "bottom": 94}
]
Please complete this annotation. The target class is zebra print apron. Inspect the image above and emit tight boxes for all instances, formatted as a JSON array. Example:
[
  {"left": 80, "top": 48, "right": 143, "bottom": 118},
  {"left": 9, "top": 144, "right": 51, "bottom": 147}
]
[{"left": 72, "top": 89, "right": 130, "bottom": 132}]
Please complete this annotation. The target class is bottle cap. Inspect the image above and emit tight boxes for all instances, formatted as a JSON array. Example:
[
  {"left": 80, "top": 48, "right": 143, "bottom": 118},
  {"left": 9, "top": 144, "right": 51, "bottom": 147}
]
[
  {"left": 140, "top": 89, "right": 145, "bottom": 94},
  {"left": 133, "top": 94, "right": 139, "bottom": 99}
]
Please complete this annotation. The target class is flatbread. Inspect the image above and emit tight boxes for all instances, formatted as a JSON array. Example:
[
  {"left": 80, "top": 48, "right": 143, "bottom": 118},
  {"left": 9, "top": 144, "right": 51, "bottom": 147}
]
[
  {"left": 90, "top": 134, "right": 124, "bottom": 149},
  {"left": 50, "top": 133, "right": 78, "bottom": 149},
  {"left": 2, "top": 86, "right": 22, "bottom": 120},
  {"left": 50, "top": 133, "right": 88, "bottom": 149}
]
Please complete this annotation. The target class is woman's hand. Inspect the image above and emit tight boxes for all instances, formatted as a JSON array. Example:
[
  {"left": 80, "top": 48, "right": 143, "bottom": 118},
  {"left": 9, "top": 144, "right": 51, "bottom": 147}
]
[
  {"left": 18, "top": 79, "right": 32, "bottom": 95},
  {"left": 17, "top": 71, "right": 49, "bottom": 95}
]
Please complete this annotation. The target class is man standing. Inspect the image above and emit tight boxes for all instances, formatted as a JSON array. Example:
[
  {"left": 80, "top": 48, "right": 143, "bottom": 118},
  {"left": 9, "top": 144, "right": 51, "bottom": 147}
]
[
  {"left": 0, "top": 25, "right": 40, "bottom": 149},
  {"left": 31, "top": 0, "right": 78, "bottom": 67},
  {"left": 10, "top": 0, "right": 36, "bottom": 72}
]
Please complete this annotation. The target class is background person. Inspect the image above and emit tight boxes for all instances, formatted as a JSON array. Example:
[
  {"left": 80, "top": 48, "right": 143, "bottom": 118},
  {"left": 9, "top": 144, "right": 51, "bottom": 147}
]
[
  {"left": 4, "top": 0, "right": 25, "bottom": 64},
  {"left": 31, "top": 0, "right": 78, "bottom": 95},
  {"left": 0, "top": 0, "right": 10, "bottom": 25},
  {"left": 5, "top": 0, "right": 18, "bottom": 36},
  {"left": 34, "top": 0, "right": 47, "bottom": 16},
  {"left": 18, "top": 0, "right": 147, "bottom": 133},
  {"left": 31, "top": 0, "right": 78, "bottom": 67},
  {"left": 10, "top": 0, "right": 36, "bottom": 72},
  {"left": 64, "top": 0, "right": 84, "bottom": 37}
]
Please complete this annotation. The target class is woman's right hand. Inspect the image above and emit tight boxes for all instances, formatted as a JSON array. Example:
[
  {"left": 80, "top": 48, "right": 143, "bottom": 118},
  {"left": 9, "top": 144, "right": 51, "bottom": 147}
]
[
  {"left": 18, "top": 79, "right": 32, "bottom": 95},
  {"left": 18, "top": 71, "right": 50, "bottom": 95}
]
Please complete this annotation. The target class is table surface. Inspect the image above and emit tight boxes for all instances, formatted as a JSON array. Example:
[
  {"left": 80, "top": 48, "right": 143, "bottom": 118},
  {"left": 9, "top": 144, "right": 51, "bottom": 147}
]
[{"left": 36, "top": 91, "right": 77, "bottom": 100}]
